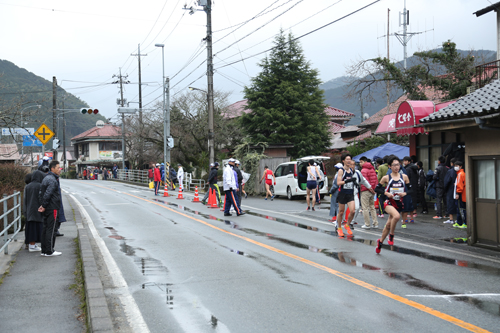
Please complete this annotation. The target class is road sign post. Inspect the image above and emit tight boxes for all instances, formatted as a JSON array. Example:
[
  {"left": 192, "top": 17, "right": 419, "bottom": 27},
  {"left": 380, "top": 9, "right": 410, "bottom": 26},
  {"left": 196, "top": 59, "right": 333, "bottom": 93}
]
[{"left": 34, "top": 124, "right": 55, "bottom": 159}]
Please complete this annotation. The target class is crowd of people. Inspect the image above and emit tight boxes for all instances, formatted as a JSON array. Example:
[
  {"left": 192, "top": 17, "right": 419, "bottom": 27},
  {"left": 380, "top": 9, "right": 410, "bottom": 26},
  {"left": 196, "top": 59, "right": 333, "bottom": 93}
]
[
  {"left": 81, "top": 164, "right": 119, "bottom": 180},
  {"left": 144, "top": 153, "right": 467, "bottom": 254},
  {"left": 326, "top": 153, "right": 467, "bottom": 254},
  {"left": 23, "top": 157, "right": 65, "bottom": 257}
]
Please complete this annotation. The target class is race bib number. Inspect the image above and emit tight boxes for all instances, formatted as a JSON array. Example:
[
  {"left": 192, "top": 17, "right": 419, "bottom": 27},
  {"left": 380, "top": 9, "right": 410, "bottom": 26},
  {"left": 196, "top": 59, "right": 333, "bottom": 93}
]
[
  {"left": 344, "top": 177, "right": 353, "bottom": 190},
  {"left": 267, "top": 174, "right": 272, "bottom": 180},
  {"left": 390, "top": 186, "right": 404, "bottom": 200}
]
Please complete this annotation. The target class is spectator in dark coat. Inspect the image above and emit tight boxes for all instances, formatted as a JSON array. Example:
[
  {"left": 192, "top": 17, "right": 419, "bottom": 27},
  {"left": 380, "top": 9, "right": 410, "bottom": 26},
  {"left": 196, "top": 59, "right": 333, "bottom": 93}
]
[
  {"left": 416, "top": 161, "right": 428, "bottom": 214},
  {"left": 403, "top": 156, "right": 419, "bottom": 217},
  {"left": 24, "top": 171, "right": 44, "bottom": 252},
  {"left": 444, "top": 158, "right": 458, "bottom": 223},
  {"left": 433, "top": 155, "right": 448, "bottom": 219}
]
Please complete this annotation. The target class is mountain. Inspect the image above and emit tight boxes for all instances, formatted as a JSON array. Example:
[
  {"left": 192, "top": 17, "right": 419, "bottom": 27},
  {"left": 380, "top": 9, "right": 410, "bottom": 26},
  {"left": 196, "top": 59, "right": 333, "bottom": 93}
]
[
  {"left": 322, "top": 49, "right": 497, "bottom": 126},
  {"left": 0, "top": 59, "right": 107, "bottom": 147},
  {"left": 320, "top": 76, "right": 357, "bottom": 91}
]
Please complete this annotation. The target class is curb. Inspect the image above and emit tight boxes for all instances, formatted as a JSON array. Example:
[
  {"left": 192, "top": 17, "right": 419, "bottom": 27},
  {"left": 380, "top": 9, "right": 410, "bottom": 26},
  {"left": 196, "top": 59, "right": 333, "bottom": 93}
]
[{"left": 73, "top": 197, "right": 114, "bottom": 332}]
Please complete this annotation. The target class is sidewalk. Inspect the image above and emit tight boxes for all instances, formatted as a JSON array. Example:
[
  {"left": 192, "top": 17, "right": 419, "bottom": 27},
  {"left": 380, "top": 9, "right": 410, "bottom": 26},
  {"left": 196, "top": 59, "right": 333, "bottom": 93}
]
[{"left": 0, "top": 194, "right": 113, "bottom": 332}]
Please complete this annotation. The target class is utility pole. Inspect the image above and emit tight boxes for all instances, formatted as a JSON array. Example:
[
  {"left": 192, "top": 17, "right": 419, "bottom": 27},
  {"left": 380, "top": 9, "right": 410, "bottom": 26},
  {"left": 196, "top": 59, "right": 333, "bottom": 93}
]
[
  {"left": 184, "top": 0, "right": 214, "bottom": 164},
  {"left": 52, "top": 76, "right": 57, "bottom": 160},
  {"left": 112, "top": 69, "right": 129, "bottom": 170},
  {"left": 394, "top": 0, "right": 422, "bottom": 69},
  {"left": 205, "top": 0, "right": 215, "bottom": 165},
  {"left": 166, "top": 77, "right": 170, "bottom": 164},
  {"left": 131, "top": 44, "right": 147, "bottom": 168},
  {"left": 386, "top": 8, "right": 391, "bottom": 115}
]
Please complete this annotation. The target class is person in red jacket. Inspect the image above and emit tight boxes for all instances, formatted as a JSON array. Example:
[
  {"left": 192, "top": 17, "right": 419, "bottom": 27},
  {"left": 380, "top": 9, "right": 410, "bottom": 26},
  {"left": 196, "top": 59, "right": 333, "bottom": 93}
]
[
  {"left": 148, "top": 166, "right": 154, "bottom": 183},
  {"left": 154, "top": 163, "right": 162, "bottom": 195},
  {"left": 359, "top": 157, "right": 379, "bottom": 229}
]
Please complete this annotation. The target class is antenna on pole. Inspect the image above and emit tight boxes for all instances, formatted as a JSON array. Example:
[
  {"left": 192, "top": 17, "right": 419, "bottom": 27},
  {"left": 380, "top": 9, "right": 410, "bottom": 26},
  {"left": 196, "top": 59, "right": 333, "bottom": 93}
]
[{"left": 378, "top": 0, "right": 433, "bottom": 70}]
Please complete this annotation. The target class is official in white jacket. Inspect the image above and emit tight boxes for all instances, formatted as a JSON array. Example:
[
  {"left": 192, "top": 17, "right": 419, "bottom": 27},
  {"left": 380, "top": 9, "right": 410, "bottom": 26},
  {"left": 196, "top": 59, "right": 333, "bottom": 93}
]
[
  {"left": 223, "top": 159, "right": 243, "bottom": 216},
  {"left": 177, "top": 163, "right": 184, "bottom": 190}
]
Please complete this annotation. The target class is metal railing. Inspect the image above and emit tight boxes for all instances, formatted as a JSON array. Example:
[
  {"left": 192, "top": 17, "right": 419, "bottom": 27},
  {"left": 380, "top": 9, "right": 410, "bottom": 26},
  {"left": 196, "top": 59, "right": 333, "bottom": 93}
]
[
  {"left": 115, "top": 170, "right": 206, "bottom": 192},
  {"left": 117, "top": 169, "right": 149, "bottom": 184},
  {"left": 1, "top": 192, "right": 22, "bottom": 255},
  {"left": 475, "top": 59, "right": 499, "bottom": 89}
]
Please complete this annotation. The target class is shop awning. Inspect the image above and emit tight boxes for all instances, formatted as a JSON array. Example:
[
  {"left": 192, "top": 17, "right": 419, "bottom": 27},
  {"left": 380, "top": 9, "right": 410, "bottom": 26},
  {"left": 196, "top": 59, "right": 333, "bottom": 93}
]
[
  {"left": 375, "top": 114, "right": 397, "bottom": 134},
  {"left": 396, "top": 100, "right": 435, "bottom": 135}
]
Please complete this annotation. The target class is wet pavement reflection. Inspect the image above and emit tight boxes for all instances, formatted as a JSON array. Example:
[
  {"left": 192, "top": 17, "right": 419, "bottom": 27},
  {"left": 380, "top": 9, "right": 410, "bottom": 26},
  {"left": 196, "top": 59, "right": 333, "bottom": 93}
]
[{"left": 106, "top": 195, "right": 500, "bottom": 318}]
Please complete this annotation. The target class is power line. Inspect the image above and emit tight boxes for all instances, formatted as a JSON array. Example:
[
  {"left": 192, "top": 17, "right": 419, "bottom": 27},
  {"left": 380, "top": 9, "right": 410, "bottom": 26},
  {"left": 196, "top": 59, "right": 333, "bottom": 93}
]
[
  {"left": 214, "top": 0, "right": 344, "bottom": 65},
  {"left": 215, "top": 0, "right": 381, "bottom": 70},
  {"left": 213, "top": 0, "right": 305, "bottom": 57}
]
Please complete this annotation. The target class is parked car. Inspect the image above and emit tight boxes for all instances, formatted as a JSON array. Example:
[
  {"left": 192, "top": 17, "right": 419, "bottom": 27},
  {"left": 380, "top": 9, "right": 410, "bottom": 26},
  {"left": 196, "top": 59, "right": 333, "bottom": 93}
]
[{"left": 273, "top": 156, "right": 330, "bottom": 200}]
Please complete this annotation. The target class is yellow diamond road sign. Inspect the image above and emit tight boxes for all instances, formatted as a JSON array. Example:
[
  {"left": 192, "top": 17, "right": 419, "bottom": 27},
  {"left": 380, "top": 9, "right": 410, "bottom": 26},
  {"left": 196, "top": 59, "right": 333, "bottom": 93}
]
[{"left": 34, "top": 123, "right": 55, "bottom": 145}]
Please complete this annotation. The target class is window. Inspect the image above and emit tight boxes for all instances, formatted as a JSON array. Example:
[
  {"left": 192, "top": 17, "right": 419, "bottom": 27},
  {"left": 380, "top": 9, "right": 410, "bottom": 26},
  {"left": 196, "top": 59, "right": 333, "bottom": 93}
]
[
  {"left": 99, "top": 142, "right": 122, "bottom": 151},
  {"left": 81, "top": 143, "right": 89, "bottom": 157},
  {"left": 476, "top": 159, "right": 495, "bottom": 199},
  {"left": 282, "top": 165, "right": 290, "bottom": 175},
  {"left": 274, "top": 166, "right": 283, "bottom": 177}
]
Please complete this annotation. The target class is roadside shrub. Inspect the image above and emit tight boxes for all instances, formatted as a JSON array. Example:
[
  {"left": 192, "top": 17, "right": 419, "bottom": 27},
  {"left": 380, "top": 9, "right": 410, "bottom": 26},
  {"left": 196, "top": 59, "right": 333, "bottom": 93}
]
[{"left": 0, "top": 163, "right": 28, "bottom": 233}]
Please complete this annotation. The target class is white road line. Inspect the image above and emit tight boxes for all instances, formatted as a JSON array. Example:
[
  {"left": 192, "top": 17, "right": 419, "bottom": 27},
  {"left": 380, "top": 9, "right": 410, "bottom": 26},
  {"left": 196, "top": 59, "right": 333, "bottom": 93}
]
[
  {"left": 407, "top": 294, "right": 500, "bottom": 298},
  {"left": 69, "top": 194, "right": 150, "bottom": 333}
]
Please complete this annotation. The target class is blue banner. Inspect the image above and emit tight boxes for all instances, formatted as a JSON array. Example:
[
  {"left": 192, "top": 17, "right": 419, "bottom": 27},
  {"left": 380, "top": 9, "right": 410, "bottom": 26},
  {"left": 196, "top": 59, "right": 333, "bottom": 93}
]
[{"left": 23, "top": 135, "right": 43, "bottom": 147}]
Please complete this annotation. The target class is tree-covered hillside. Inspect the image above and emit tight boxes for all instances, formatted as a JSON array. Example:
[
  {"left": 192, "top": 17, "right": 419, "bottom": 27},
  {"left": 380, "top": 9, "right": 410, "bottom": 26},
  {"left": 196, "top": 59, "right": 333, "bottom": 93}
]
[
  {"left": 322, "top": 49, "right": 497, "bottom": 125},
  {"left": 0, "top": 59, "right": 107, "bottom": 147}
]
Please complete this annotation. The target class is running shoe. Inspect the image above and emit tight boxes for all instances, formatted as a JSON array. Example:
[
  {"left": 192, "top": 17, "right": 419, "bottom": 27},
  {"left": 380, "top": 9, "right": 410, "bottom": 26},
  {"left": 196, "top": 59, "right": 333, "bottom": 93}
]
[
  {"left": 245, "top": 193, "right": 248, "bottom": 199},
  {"left": 410, "top": 219, "right": 414, "bottom": 223},
  {"left": 375, "top": 239, "right": 382, "bottom": 254},
  {"left": 312, "top": 207, "right": 315, "bottom": 211},
  {"left": 306, "top": 206, "right": 310, "bottom": 211},
  {"left": 433, "top": 216, "right": 443, "bottom": 219},
  {"left": 388, "top": 234, "right": 394, "bottom": 246},
  {"left": 401, "top": 223, "right": 407, "bottom": 229},
  {"left": 264, "top": 198, "right": 268, "bottom": 200},
  {"left": 413, "top": 213, "right": 418, "bottom": 218},
  {"left": 452, "top": 222, "right": 460, "bottom": 228},
  {"left": 271, "top": 196, "right": 274, "bottom": 201},
  {"left": 422, "top": 211, "right": 428, "bottom": 214},
  {"left": 378, "top": 214, "right": 384, "bottom": 218},
  {"left": 443, "top": 219, "right": 454, "bottom": 224},
  {"left": 361, "top": 225, "right": 371, "bottom": 229},
  {"left": 330, "top": 216, "right": 337, "bottom": 222},
  {"left": 458, "top": 224, "right": 467, "bottom": 229}
]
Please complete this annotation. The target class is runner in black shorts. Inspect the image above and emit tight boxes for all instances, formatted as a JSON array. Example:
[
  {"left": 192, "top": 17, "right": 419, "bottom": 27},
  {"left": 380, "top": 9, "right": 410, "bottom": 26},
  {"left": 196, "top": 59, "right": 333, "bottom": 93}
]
[
  {"left": 336, "top": 153, "right": 357, "bottom": 232},
  {"left": 375, "top": 156, "right": 411, "bottom": 254}
]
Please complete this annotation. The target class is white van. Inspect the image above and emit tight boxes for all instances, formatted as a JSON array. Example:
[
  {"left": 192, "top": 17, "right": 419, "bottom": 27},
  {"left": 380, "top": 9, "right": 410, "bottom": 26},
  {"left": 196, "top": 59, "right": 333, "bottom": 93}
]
[{"left": 273, "top": 156, "right": 330, "bottom": 200}]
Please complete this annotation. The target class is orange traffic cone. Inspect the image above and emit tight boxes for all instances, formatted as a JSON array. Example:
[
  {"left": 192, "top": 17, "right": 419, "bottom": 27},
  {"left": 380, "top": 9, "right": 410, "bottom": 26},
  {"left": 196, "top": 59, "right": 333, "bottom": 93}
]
[
  {"left": 193, "top": 186, "right": 200, "bottom": 202},
  {"left": 163, "top": 184, "right": 169, "bottom": 197},
  {"left": 208, "top": 188, "right": 218, "bottom": 208},
  {"left": 206, "top": 188, "right": 213, "bottom": 206},
  {"left": 176, "top": 187, "right": 184, "bottom": 199}
]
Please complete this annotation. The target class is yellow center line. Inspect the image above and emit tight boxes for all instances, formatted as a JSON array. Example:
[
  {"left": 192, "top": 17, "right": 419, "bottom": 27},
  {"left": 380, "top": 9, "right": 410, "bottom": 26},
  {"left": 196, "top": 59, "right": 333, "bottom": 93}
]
[{"left": 81, "top": 181, "right": 490, "bottom": 333}]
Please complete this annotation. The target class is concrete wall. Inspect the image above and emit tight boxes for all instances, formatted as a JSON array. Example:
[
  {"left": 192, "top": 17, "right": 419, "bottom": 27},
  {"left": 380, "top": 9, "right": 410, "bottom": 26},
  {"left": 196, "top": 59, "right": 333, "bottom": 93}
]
[
  {"left": 463, "top": 127, "right": 500, "bottom": 248},
  {"left": 89, "top": 142, "right": 99, "bottom": 161}
]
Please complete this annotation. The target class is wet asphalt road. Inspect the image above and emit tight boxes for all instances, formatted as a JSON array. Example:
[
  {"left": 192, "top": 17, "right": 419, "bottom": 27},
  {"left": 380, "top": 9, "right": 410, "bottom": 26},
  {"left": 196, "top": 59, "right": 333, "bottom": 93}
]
[{"left": 62, "top": 179, "right": 500, "bottom": 333}]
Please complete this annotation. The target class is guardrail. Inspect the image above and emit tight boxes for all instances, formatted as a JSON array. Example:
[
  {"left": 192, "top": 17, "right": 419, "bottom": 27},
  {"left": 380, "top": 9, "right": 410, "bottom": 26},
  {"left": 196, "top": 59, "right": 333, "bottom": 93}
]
[
  {"left": 1, "top": 191, "right": 22, "bottom": 255},
  {"left": 116, "top": 170, "right": 206, "bottom": 192},
  {"left": 117, "top": 169, "right": 149, "bottom": 184}
]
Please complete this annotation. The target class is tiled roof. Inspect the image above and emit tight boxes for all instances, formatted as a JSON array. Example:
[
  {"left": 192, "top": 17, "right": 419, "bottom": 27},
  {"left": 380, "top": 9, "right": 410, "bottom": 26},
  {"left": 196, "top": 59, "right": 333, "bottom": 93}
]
[
  {"left": 224, "top": 99, "right": 354, "bottom": 120},
  {"left": 359, "top": 87, "right": 445, "bottom": 127},
  {"left": 324, "top": 106, "right": 355, "bottom": 118},
  {"left": 224, "top": 100, "right": 250, "bottom": 119},
  {"left": 71, "top": 124, "right": 121, "bottom": 141},
  {"left": 421, "top": 79, "right": 500, "bottom": 123},
  {"left": 345, "top": 130, "right": 372, "bottom": 143},
  {"left": 337, "top": 125, "right": 360, "bottom": 133},
  {"left": 0, "top": 144, "right": 20, "bottom": 161},
  {"left": 328, "top": 122, "right": 346, "bottom": 134}
]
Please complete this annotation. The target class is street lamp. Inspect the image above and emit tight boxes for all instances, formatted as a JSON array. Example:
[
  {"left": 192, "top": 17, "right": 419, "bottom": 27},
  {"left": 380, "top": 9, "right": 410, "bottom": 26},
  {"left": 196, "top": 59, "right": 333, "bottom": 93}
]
[
  {"left": 155, "top": 43, "right": 168, "bottom": 170},
  {"left": 20, "top": 104, "right": 41, "bottom": 162}
]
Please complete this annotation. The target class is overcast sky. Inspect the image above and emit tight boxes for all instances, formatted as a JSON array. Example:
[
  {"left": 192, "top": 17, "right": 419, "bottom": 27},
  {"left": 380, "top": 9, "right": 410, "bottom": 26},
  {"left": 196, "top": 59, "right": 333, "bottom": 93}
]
[{"left": 0, "top": 0, "right": 496, "bottom": 120}]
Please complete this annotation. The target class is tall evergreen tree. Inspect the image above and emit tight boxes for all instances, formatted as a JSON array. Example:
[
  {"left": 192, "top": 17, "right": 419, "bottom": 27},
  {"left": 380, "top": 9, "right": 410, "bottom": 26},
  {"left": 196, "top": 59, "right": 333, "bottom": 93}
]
[{"left": 240, "top": 30, "right": 330, "bottom": 158}]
